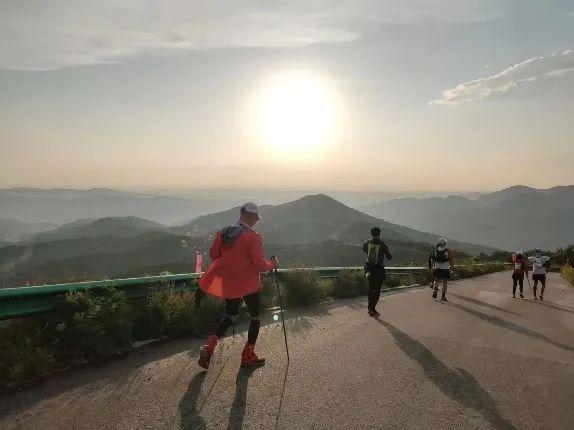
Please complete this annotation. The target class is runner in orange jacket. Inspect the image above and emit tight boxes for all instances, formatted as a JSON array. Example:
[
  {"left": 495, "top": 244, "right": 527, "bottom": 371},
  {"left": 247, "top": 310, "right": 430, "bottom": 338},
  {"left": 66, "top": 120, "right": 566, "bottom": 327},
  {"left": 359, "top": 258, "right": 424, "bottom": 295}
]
[{"left": 198, "top": 202, "right": 277, "bottom": 369}]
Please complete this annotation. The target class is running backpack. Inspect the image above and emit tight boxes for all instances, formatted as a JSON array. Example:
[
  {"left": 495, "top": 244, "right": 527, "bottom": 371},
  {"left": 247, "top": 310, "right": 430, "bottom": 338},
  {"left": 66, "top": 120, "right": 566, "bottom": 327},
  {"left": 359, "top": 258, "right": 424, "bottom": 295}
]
[
  {"left": 367, "top": 243, "right": 381, "bottom": 266},
  {"left": 435, "top": 248, "right": 449, "bottom": 263}
]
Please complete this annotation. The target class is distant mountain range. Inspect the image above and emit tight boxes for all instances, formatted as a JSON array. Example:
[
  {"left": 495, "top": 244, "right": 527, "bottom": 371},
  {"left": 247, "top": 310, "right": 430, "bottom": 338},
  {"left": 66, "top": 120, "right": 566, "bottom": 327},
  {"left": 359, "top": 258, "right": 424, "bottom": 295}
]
[
  {"left": 0, "top": 194, "right": 494, "bottom": 286},
  {"left": 175, "top": 194, "right": 494, "bottom": 255},
  {"left": 362, "top": 185, "right": 574, "bottom": 250},
  {"left": 0, "top": 188, "right": 244, "bottom": 226},
  {"left": 32, "top": 217, "right": 165, "bottom": 242},
  {"left": 10, "top": 184, "right": 568, "bottom": 286},
  {"left": 0, "top": 219, "right": 56, "bottom": 242}
]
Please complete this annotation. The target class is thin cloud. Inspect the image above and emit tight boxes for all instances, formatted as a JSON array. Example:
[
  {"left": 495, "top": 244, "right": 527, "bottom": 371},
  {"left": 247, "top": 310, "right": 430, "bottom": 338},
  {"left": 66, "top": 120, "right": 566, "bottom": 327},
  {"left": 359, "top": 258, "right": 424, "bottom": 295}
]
[
  {"left": 0, "top": 0, "right": 503, "bottom": 71},
  {"left": 431, "top": 50, "right": 574, "bottom": 106}
]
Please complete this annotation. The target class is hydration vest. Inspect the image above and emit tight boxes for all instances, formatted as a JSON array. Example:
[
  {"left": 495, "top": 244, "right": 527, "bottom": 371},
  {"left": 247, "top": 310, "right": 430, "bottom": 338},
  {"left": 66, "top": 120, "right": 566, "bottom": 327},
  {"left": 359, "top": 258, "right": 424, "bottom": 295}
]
[
  {"left": 512, "top": 254, "right": 525, "bottom": 273},
  {"left": 435, "top": 248, "right": 449, "bottom": 263},
  {"left": 367, "top": 243, "right": 381, "bottom": 266}
]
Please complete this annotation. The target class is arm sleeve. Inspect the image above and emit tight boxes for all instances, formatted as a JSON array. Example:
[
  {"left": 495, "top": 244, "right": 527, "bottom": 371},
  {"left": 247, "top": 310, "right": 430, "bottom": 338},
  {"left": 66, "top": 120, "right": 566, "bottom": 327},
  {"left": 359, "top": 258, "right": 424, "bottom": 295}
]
[
  {"left": 382, "top": 242, "right": 392, "bottom": 260},
  {"left": 209, "top": 233, "right": 222, "bottom": 261},
  {"left": 249, "top": 234, "right": 276, "bottom": 272}
]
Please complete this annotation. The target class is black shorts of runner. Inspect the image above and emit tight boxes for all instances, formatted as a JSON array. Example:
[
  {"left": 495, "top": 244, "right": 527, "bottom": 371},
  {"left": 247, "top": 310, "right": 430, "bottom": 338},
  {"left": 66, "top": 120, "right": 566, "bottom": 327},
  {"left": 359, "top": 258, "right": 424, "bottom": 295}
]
[
  {"left": 225, "top": 292, "right": 260, "bottom": 318},
  {"left": 512, "top": 272, "right": 524, "bottom": 280},
  {"left": 532, "top": 273, "right": 546, "bottom": 282},
  {"left": 433, "top": 268, "right": 451, "bottom": 280}
]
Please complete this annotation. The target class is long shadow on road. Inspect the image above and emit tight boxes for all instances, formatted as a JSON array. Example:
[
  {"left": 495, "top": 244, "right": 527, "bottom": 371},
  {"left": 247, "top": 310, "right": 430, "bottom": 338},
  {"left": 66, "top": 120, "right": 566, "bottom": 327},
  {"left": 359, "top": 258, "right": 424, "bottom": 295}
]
[
  {"left": 441, "top": 301, "right": 573, "bottom": 352},
  {"left": 377, "top": 319, "right": 516, "bottom": 430},
  {"left": 227, "top": 367, "right": 257, "bottom": 430},
  {"left": 449, "top": 293, "right": 520, "bottom": 316},
  {"left": 179, "top": 371, "right": 207, "bottom": 430},
  {"left": 531, "top": 300, "right": 574, "bottom": 315}
]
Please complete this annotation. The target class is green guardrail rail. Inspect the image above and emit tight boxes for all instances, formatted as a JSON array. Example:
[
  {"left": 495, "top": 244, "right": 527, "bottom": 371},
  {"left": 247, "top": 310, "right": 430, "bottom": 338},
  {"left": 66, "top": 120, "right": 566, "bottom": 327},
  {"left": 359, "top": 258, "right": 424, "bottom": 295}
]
[{"left": 0, "top": 266, "right": 429, "bottom": 321}]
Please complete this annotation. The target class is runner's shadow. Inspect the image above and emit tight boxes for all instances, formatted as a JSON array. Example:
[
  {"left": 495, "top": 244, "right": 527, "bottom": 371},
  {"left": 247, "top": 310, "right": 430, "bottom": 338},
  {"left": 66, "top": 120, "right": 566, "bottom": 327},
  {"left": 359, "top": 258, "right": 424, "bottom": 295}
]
[
  {"left": 377, "top": 319, "right": 515, "bottom": 430},
  {"left": 441, "top": 302, "right": 573, "bottom": 352},
  {"left": 179, "top": 371, "right": 207, "bottom": 430},
  {"left": 532, "top": 300, "right": 574, "bottom": 315},
  {"left": 227, "top": 366, "right": 258, "bottom": 429},
  {"left": 449, "top": 293, "right": 520, "bottom": 316}
]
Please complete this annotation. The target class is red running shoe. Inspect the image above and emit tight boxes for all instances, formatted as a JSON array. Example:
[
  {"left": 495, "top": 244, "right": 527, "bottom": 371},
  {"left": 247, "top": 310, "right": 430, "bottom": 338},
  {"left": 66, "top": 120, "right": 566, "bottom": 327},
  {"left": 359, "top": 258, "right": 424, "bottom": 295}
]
[
  {"left": 198, "top": 335, "right": 218, "bottom": 369},
  {"left": 241, "top": 343, "right": 266, "bottom": 367}
]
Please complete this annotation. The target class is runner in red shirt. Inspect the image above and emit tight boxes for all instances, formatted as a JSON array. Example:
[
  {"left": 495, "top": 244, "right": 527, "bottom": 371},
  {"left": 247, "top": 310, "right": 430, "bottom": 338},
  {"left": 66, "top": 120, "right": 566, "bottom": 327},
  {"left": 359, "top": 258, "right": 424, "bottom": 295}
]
[{"left": 511, "top": 251, "right": 529, "bottom": 299}]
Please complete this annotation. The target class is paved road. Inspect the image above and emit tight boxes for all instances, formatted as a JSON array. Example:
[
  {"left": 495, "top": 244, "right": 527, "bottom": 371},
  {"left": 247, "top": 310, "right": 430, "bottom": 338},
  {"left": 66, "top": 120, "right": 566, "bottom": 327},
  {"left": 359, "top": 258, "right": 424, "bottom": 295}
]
[{"left": 2, "top": 271, "right": 574, "bottom": 429}]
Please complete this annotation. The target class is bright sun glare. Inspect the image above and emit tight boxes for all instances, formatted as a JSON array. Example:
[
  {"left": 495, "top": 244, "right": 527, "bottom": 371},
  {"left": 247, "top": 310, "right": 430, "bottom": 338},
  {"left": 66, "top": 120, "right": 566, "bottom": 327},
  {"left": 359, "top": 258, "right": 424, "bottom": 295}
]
[{"left": 257, "top": 70, "right": 338, "bottom": 155}]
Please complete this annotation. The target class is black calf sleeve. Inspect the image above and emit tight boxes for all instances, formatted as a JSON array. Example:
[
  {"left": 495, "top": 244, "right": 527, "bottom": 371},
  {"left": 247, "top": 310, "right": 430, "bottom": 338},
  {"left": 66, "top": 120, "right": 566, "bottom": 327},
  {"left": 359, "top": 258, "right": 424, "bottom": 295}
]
[
  {"left": 248, "top": 319, "right": 260, "bottom": 344},
  {"left": 215, "top": 316, "right": 233, "bottom": 338}
]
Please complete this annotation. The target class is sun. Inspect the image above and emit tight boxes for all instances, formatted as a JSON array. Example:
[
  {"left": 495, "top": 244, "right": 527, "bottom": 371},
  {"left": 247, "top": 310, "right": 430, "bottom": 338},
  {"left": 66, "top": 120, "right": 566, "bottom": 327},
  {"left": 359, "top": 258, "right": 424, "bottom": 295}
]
[{"left": 256, "top": 70, "right": 338, "bottom": 155}]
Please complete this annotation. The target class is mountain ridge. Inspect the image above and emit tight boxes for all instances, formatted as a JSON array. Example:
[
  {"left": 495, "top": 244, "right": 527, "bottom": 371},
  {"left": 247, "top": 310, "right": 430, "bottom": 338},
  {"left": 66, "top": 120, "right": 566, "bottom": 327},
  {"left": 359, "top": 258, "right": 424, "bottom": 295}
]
[
  {"left": 176, "top": 194, "right": 495, "bottom": 255},
  {"left": 363, "top": 185, "right": 574, "bottom": 250}
]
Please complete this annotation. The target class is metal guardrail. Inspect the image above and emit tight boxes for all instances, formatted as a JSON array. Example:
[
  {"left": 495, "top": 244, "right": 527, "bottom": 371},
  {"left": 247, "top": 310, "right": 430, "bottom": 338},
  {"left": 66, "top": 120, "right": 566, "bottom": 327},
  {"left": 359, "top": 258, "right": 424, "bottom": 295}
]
[{"left": 0, "top": 266, "right": 429, "bottom": 321}]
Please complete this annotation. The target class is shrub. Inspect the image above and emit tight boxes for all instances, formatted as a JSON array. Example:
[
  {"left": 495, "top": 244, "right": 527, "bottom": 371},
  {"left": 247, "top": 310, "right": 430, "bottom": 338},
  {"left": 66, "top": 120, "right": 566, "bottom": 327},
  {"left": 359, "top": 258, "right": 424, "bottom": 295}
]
[
  {"left": 333, "top": 270, "right": 366, "bottom": 298},
  {"left": 134, "top": 282, "right": 226, "bottom": 339},
  {"left": 260, "top": 276, "right": 278, "bottom": 308},
  {"left": 561, "top": 265, "right": 574, "bottom": 287},
  {"left": 281, "top": 270, "right": 327, "bottom": 307},
  {"left": 383, "top": 276, "right": 401, "bottom": 288},
  {"left": 190, "top": 295, "right": 226, "bottom": 335},
  {"left": 142, "top": 286, "right": 197, "bottom": 338},
  {"left": 453, "top": 263, "right": 506, "bottom": 280},
  {"left": 0, "top": 319, "right": 55, "bottom": 387},
  {"left": 59, "top": 286, "right": 135, "bottom": 362}
]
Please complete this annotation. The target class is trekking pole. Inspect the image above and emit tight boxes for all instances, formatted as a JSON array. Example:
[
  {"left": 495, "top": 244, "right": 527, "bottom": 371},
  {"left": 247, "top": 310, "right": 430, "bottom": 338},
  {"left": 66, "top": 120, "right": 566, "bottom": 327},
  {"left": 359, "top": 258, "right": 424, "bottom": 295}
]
[{"left": 271, "top": 256, "right": 290, "bottom": 362}]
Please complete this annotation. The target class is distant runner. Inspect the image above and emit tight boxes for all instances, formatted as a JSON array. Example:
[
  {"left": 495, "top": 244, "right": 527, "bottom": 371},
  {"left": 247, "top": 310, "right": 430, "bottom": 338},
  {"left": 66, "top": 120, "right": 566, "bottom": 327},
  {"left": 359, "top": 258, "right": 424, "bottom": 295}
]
[
  {"left": 429, "top": 238, "right": 454, "bottom": 302},
  {"left": 197, "top": 202, "right": 277, "bottom": 369},
  {"left": 362, "top": 227, "right": 392, "bottom": 317},
  {"left": 528, "top": 249, "right": 551, "bottom": 301},
  {"left": 511, "top": 251, "right": 529, "bottom": 299}
]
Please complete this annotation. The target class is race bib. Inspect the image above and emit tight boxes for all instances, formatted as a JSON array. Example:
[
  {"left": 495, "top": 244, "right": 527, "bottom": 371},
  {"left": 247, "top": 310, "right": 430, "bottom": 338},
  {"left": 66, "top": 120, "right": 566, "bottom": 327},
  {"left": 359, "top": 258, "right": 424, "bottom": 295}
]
[{"left": 514, "top": 263, "right": 522, "bottom": 270}]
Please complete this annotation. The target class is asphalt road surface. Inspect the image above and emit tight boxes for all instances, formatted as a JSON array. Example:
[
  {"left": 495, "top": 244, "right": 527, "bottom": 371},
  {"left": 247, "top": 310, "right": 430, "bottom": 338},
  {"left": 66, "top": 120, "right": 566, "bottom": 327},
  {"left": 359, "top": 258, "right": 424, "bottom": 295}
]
[{"left": 2, "top": 271, "right": 573, "bottom": 429}]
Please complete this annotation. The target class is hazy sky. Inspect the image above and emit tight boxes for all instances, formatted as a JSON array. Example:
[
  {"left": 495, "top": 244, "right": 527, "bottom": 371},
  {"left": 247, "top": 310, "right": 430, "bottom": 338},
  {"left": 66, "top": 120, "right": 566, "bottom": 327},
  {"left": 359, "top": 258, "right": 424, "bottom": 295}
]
[{"left": 1, "top": 0, "right": 573, "bottom": 192}]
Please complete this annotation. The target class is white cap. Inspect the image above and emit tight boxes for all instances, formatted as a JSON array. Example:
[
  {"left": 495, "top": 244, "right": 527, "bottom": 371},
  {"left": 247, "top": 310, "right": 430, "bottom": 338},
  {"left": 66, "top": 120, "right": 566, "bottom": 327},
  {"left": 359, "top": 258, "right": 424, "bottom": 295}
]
[{"left": 241, "top": 202, "right": 262, "bottom": 219}]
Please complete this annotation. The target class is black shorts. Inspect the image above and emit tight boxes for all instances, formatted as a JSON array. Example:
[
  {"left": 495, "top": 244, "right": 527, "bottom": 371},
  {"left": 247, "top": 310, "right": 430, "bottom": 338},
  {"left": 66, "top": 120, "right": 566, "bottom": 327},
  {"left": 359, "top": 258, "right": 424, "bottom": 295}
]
[
  {"left": 532, "top": 273, "right": 546, "bottom": 282},
  {"left": 512, "top": 272, "right": 524, "bottom": 280},
  {"left": 225, "top": 292, "right": 260, "bottom": 318},
  {"left": 433, "top": 269, "right": 451, "bottom": 280},
  {"left": 365, "top": 263, "right": 386, "bottom": 276}
]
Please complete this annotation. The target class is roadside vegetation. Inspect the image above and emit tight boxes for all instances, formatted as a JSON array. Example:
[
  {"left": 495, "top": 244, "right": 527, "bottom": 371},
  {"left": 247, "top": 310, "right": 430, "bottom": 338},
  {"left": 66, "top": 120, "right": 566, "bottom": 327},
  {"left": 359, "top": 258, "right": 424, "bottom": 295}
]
[
  {"left": 0, "top": 263, "right": 506, "bottom": 388},
  {"left": 561, "top": 265, "right": 574, "bottom": 287}
]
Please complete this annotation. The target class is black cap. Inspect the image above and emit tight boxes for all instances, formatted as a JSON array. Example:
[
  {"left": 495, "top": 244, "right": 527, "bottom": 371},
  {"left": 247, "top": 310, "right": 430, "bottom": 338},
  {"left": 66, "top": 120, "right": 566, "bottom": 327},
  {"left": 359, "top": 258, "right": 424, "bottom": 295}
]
[{"left": 370, "top": 227, "right": 381, "bottom": 237}]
